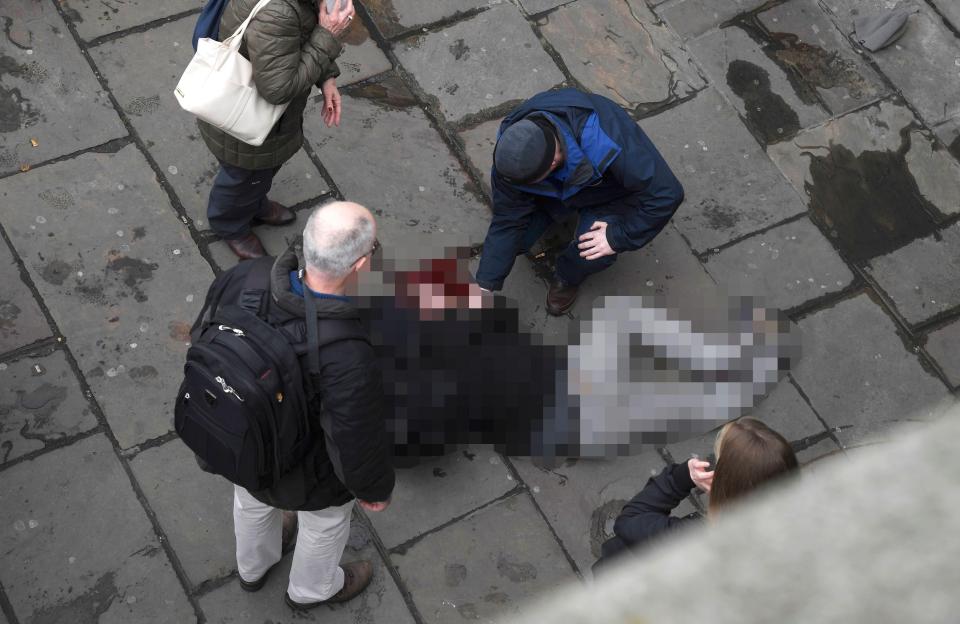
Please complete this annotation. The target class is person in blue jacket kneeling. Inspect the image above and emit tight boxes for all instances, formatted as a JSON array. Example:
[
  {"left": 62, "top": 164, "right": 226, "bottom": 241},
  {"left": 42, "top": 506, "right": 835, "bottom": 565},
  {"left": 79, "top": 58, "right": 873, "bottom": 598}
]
[{"left": 474, "top": 88, "right": 684, "bottom": 315}]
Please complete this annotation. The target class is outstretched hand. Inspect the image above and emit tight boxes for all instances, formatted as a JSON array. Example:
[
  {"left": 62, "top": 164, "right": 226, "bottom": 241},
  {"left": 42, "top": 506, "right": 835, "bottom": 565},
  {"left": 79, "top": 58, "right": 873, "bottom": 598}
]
[{"left": 321, "top": 77, "right": 342, "bottom": 127}]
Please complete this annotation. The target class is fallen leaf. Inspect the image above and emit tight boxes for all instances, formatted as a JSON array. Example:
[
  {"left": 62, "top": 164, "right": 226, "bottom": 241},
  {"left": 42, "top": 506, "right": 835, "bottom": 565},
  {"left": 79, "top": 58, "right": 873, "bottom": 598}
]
[
  {"left": 30, "top": 138, "right": 39, "bottom": 147},
  {"left": 19, "top": 164, "right": 31, "bottom": 172}
]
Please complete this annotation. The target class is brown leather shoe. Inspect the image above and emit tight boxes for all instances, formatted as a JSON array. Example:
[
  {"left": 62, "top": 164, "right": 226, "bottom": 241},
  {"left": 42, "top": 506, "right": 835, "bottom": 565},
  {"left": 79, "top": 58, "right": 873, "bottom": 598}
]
[
  {"left": 226, "top": 233, "right": 266, "bottom": 260},
  {"left": 252, "top": 200, "right": 296, "bottom": 226},
  {"left": 284, "top": 561, "right": 373, "bottom": 610},
  {"left": 546, "top": 276, "right": 578, "bottom": 316}
]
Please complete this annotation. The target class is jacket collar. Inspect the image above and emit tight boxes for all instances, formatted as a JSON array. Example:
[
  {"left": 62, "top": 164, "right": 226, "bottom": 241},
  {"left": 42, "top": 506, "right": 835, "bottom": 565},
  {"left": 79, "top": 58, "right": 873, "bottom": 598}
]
[{"left": 271, "top": 240, "right": 360, "bottom": 320}]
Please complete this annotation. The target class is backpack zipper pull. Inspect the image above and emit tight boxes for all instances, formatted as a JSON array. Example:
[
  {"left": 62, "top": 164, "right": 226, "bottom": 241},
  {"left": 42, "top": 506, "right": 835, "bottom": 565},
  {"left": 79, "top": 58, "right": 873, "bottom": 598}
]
[
  {"left": 218, "top": 324, "right": 245, "bottom": 336},
  {"left": 215, "top": 375, "right": 244, "bottom": 402}
]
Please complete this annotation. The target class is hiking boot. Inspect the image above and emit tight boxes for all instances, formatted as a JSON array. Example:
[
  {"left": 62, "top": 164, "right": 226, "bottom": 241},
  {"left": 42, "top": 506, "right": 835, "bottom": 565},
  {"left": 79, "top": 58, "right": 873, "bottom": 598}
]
[
  {"left": 226, "top": 232, "right": 267, "bottom": 260},
  {"left": 546, "top": 275, "right": 578, "bottom": 316},
  {"left": 284, "top": 561, "right": 374, "bottom": 610},
  {"left": 252, "top": 200, "right": 296, "bottom": 226}
]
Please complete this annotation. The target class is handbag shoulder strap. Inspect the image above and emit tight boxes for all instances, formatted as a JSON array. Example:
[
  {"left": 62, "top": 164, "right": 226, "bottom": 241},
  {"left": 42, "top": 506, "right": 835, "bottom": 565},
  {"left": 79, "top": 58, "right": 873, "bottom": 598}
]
[{"left": 221, "top": 0, "right": 276, "bottom": 48}]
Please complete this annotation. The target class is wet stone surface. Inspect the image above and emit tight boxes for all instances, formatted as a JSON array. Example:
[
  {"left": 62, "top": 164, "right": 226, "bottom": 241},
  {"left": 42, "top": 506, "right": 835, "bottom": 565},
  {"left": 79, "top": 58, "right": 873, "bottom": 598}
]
[
  {"left": 0, "top": 348, "right": 97, "bottom": 466},
  {"left": 690, "top": 25, "right": 824, "bottom": 145},
  {"left": 0, "top": 144, "right": 214, "bottom": 449},
  {"left": 391, "top": 493, "right": 576, "bottom": 624},
  {"left": 933, "top": 116, "right": 960, "bottom": 162},
  {"left": 90, "top": 16, "right": 328, "bottom": 231},
  {"left": 130, "top": 440, "right": 234, "bottom": 588},
  {"left": 930, "top": 0, "right": 960, "bottom": 30},
  {"left": 539, "top": 0, "right": 705, "bottom": 113},
  {"left": 363, "top": 0, "right": 493, "bottom": 39},
  {"left": 865, "top": 222, "right": 960, "bottom": 326},
  {"left": 925, "top": 320, "right": 960, "bottom": 388},
  {"left": 0, "top": 240, "right": 50, "bottom": 354},
  {"left": 511, "top": 451, "right": 669, "bottom": 574},
  {"left": 0, "top": 1, "right": 125, "bottom": 175},
  {"left": 199, "top": 519, "right": 416, "bottom": 624},
  {"left": 823, "top": 0, "right": 960, "bottom": 127},
  {"left": 304, "top": 74, "right": 491, "bottom": 249},
  {"left": 641, "top": 88, "right": 808, "bottom": 252},
  {"left": 394, "top": 4, "right": 564, "bottom": 123},
  {"left": 0, "top": 434, "right": 195, "bottom": 623},
  {"left": 703, "top": 217, "right": 855, "bottom": 310},
  {"left": 767, "top": 100, "right": 960, "bottom": 263},
  {"left": 792, "top": 294, "right": 951, "bottom": 448},
  {"left": 658, "top": 0, "right": 772, "bottom": 40},
  {"left": 61, "top": 0, "right": 202, "bottom": 41},
  {"left": 369, "top": 447, "right": 515, "bottom": 550}
]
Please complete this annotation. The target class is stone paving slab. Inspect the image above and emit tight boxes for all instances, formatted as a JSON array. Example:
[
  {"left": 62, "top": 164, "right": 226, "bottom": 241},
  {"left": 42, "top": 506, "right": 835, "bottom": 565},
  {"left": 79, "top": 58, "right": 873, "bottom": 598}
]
[
  {"left": 865, "top": 222, "right": 960, "bottom": 326},
  {"left": 934, "top": 116, "right": 960, "bottom": 161},
  {"left": 757, "top": 0, "right": 887, "bottom": 116},
  {"left": 458, "top": 117, "right": 499, "bottom": 197},
  {"left": 0, "top": 348, "right": 97, "bottom": 466},
  {"left": 0, "top": 241, "right": 50, "bottom": 354},
  {"left": 658, "top": 0, "right": 770, "bottom": 39},
  {"left": 539, "top": 0, "right": 705, "bottom": 112},
  {"left": 363, "top": 0, "right": 493, "bottom": 39},
  {"left": 641, "top": 88, "right": 808, "bottom": 253},
  {"left": 663, "top": 378, "right": 841, "bottom": 466},
  {"left": 391, "top": 493, "right": 576, "bottom": 623},
  {"left": 702, "top": 217, "right": 855, "bottom": 310},
  {"left": 792, "top": 294, "right": 951, "bottom": 448},
  {"left": 518, "top": 0, "right": 571, "bottom": 15},
  {"left": 0, "top": 434, "right": 195, "bottom": 623},
  {"left": 337, "top": 17, "right": 394, "bottom": 86},
  {"left": 130, "top": 439, "right": 234, "bottom": 588},
  {"left": 767, "top": 100, "right": 960, "bottom": 263},
  {"left": 370, "top": 447, "right": 515, "bottom": 550},
  {"left": 823, "top": 0, "right": 960, "bottom": 127},
  {"left": 0, "top": 144, "right": 214, "bottom": 449},
  {"left": 394, "top": 4, "right": 565, "bottom": 123},
  {"left": 925, "top": 320, "right": 960, "bottom": 388},
  {"left": 199, "top": 520, "right": 416, "bottom": 623},
  {"left": 90, "top": 16, "right": 328, "bottom": 231},
  {"left": 511, "top": 451, "right": 669, "bottom": 574},
  {"left": 61, "top": 0, "right": 202, "bottom": 41},
  {"left": 690, "top": 26, "right": 824, "bottom": 146},
  {"left": 0, "top": 0, "right": 125, "bottom": 176},
  {"left": 304, "top": 75, "right": 491, "bottom": 248},
  {"left": 931, "top": 0, "right": 960, "bottom": 30}
]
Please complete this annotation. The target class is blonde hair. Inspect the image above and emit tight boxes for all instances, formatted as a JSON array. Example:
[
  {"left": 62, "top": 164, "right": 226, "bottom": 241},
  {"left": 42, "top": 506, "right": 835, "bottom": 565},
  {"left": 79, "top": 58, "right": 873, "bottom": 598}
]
[{"left": 708, "top": 417, "right": 798, "bottom": 514}]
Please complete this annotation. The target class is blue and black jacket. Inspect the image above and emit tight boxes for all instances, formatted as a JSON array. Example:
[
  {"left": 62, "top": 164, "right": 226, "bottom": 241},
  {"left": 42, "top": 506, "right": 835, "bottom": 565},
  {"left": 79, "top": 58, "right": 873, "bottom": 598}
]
[{"left": 475, "top": 89, "right": 684, "bottom": 291}]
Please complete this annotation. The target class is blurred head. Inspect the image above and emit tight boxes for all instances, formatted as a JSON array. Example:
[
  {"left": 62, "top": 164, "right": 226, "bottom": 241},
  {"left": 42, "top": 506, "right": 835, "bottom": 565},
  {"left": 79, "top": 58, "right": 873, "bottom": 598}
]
[
  {"left": 302, "top": 201, "right": 377, "bottom": 282},
  {"left": 708, "top": 417, "right": 798, "bottom": 514}
]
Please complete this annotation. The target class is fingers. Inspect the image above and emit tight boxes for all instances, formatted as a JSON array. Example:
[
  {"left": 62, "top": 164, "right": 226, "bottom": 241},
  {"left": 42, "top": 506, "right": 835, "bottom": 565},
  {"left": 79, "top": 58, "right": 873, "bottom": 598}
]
[{"left": 333, "top": 94, "right": 342, "bottom": 126}]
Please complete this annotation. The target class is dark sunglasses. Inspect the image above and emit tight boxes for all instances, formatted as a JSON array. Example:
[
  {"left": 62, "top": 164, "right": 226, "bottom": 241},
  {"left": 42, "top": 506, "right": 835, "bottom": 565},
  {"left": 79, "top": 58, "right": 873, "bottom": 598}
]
[{"left": 353, "top": 238, "right": 380, "bottom": 265}]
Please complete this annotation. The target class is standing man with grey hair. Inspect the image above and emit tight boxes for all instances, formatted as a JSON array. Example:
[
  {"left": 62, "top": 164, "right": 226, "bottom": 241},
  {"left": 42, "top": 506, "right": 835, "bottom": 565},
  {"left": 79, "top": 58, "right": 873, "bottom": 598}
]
[{"left": 188, "top": 201, "right": 393, "bottom": 610}]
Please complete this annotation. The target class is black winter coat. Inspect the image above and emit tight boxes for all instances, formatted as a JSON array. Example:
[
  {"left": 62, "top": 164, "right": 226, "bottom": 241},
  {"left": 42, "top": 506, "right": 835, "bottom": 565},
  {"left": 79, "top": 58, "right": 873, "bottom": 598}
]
[
  {"left": 593, "top": 462, "right": 702, "bottom": 572},
  {"left": 193, "top": 248, "right": 394, "bottom": 510}
]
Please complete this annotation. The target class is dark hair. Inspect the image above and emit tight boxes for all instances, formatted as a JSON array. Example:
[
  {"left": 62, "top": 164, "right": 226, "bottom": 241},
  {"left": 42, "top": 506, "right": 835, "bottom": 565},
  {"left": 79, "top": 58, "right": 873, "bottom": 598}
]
[{"left": 709, "top": 417, "right": 799, "bottom": 514}]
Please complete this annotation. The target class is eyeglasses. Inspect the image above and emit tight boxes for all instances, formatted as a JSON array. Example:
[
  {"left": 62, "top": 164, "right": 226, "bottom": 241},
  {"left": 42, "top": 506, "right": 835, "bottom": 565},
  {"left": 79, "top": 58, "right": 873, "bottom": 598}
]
[{"left": 353, "top": 238, "right": 380, "bottom": 266}]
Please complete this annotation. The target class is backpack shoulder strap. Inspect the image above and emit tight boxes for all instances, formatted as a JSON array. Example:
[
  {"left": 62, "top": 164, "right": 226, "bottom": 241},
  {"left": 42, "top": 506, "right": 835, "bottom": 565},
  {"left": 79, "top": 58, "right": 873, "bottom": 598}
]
[{"left": 236, "top": 257, "right": 275, "bottom": 318}]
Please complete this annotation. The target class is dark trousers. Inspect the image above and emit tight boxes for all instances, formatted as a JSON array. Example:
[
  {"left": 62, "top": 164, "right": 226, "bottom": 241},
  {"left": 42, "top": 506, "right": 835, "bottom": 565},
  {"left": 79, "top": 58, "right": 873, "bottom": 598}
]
[
  {"left": 207, "top": 162, "right": 281, "bottom": 239},
  {"left": 517, "top": 199, "right": 639, "bottom": 287}
]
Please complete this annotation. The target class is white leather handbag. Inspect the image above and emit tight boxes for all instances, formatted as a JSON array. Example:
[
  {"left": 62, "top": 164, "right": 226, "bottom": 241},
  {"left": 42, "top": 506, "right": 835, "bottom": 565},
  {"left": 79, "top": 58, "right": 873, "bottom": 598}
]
[{"left": 174, "top": 0, "right": 288, "bottom": 146}]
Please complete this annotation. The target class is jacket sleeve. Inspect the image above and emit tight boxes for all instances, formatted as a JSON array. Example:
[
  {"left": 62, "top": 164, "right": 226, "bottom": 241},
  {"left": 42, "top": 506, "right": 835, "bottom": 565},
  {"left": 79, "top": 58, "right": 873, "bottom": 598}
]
[
  {"left": 602, "top": 123, "right": 684, "bottom": 253},
  {"left": 317, "top": 340, "right": 395, "bottom": 503},
  {"left": 612, "top": 462, "right": 697, "bottom": 548},
  {"left": 474, "top": 173, "right": 538, "bottom": 291},
  {"left": 244, "top": 3, "right": 343, "bottom": 106}
]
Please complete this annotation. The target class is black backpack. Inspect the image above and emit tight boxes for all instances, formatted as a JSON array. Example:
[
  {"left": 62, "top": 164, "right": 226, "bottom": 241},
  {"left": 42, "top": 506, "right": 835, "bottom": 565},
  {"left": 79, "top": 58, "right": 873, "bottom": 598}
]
[{"left": 175, "top": 259, "right": 329, "bottom": 491}]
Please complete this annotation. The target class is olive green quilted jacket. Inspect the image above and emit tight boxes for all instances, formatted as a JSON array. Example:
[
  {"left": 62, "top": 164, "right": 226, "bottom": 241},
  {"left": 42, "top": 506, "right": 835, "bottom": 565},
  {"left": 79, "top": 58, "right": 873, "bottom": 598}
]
[{"left": 198, "top": 0, "right": 341, "bottom": 170}]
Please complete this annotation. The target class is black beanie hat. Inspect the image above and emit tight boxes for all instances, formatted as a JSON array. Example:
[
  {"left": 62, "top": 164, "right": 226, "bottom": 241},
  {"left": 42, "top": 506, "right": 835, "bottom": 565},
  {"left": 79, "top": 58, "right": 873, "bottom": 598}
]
[{"left": 494, "top": 118, "right": 557, "bottom": 184}]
